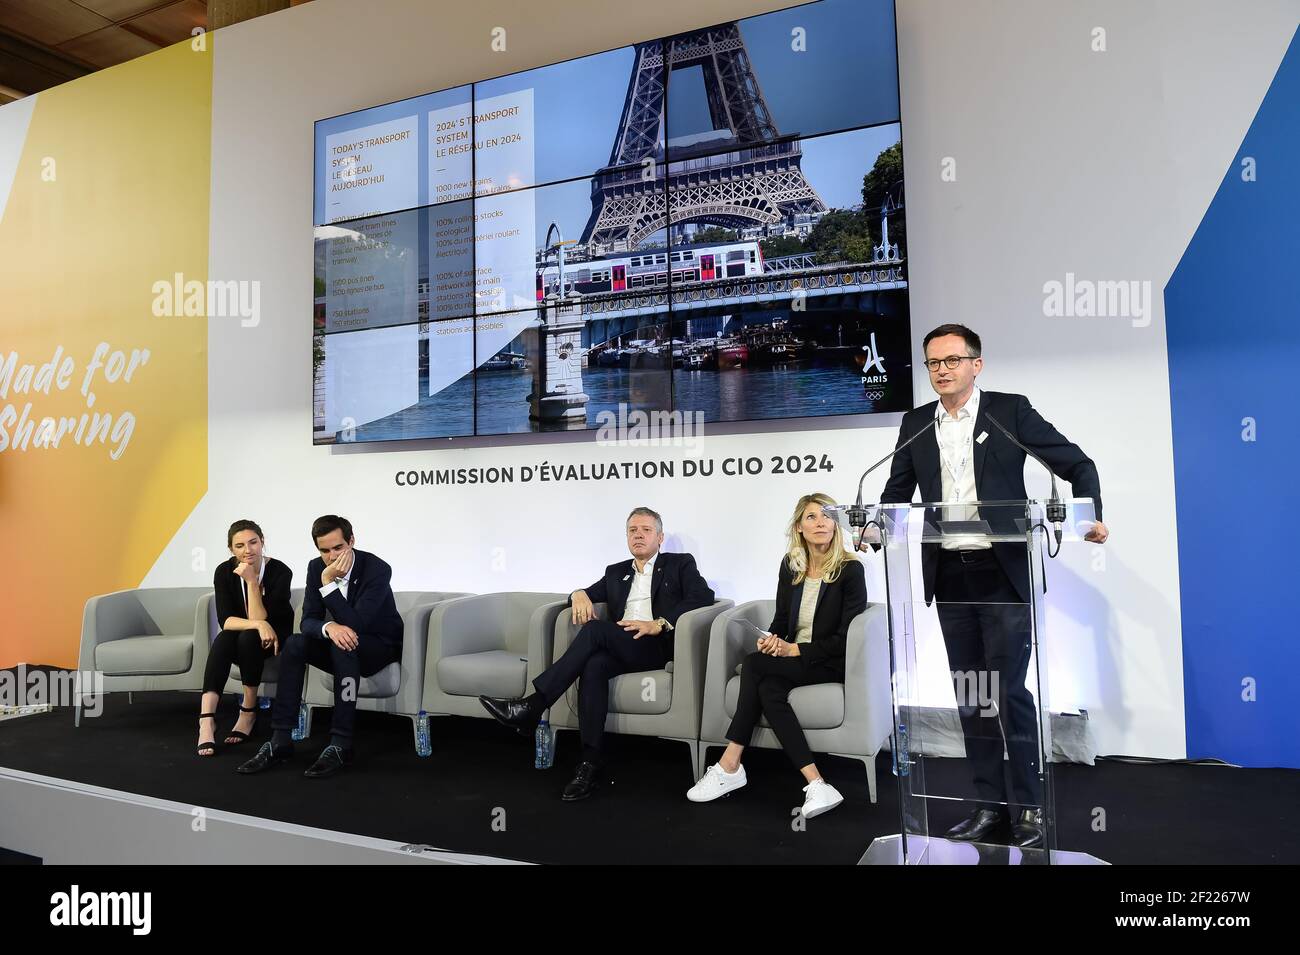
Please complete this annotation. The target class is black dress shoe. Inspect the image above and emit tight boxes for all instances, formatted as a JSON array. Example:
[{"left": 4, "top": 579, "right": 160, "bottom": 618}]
[
  {"left": 236, "top": 741, "right": 293, "bottom": 775},
  {"left": 945, "top": 807, "right": 1005, "bottom": 842},
  {"left": 304, "top": 744, "right": 353, "bottom": 778},
  {"left": 561, "top": 761, "right": 601, "bottom": 801},
  {"left": 1012, "top": 808, "right": 1045, "bottom": 849},
  {"left": 479, "top": 695, "right": 541, "bottom": 735}
]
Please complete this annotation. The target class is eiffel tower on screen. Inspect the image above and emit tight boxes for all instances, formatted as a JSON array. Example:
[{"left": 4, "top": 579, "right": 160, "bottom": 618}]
[{"left": 581, "top": 22, "right": 827, "bottom": 251}]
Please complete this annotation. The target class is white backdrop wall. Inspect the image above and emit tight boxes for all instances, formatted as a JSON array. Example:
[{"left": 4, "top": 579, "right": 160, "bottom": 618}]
[{"left": 138, "top": 0, "right": 1300, "bottom": 759}]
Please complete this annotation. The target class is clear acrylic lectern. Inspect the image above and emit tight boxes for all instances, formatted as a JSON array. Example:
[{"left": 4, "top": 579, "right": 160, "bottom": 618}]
[{"left": 836, "top": 498, "right": 1106, "bottom": 866}]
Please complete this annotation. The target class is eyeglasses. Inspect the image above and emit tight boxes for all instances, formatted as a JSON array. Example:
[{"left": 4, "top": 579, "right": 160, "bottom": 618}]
[{"left": 923, "top": 355, "right": 976, "bottom": 372}]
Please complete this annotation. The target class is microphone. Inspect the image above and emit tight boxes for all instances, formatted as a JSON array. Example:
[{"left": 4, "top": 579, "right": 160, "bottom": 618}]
[
  {"left": 843, "top": 417, "right": 939, "bottom": 529},
  {"left": 983, "top": 411, "right": 1066, "bottom": 547}
]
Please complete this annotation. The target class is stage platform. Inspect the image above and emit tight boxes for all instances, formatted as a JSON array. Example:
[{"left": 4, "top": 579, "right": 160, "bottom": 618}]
[{"left": 1, "top": 692, "right": 1297, "bottom": 865}]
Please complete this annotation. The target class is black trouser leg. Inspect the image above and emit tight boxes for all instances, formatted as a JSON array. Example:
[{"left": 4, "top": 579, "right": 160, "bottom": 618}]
[
  {"left": 577, "top": 651, "right": 616, "bottom": 753},
  {"left": 936, "top": 599, "right": 1006, "bottom": 809},
  {"left": 756, "top": 663, "right": 814, "bottom": 771},
  {"left": 271, "top": 633, "right": 398, "bottom": 741},
  {"left": 203, "top": 628, "right": 273, "bottom": 693},
  {"left": 234, "top": 630, "right": 268, "bottom": 687},
  {"left": 270, "top": 634, "right": 312, "bottom": 732},
  {"left": 726, "top": 650, "right": 773, "bottom": 748},
  {"left": 325, "top": 643, "right": 361, "bottom": 741},
  {"left": 533, "top": 620, "right": 667, "bottom": 705},
  {"left": 321, "top": 638, "right": 400, "bottom": 742},
  {"left": 726, "top": 651, "right": 837, "bottom": 770},
  {"left": 980, "top": 603, "right": 1039, "bottom": 812},
  {"left": 530, "top": 626, "right": 590, "bottom": 708},
  {"left": 936, "top": 551, "right": 1041, "bottom": 814},
  {"left": 533, "top": 620, "right": 667, "bottom": 758},
  {"left": 202, "top": 629, "right": 240, "bottom": 694}
]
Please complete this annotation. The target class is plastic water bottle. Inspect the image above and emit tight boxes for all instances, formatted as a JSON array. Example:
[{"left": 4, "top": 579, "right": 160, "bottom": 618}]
[
  {"left": 415, "top": 710, "right": 432, "bottom": 757},
  {"left": 291, "top": 701, "right": 308, "bottom": 741},
  {"left": 258, "top": 695, "right": 271, "bottom": 710},
  {"left": 535, "top": 718, "right": 555, "bottom": 769},
  {"left": 892, "top": 721, "right": 910, "bottom": 777}
]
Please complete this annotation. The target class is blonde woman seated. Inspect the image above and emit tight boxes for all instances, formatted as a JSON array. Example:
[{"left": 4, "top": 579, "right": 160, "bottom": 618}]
[{"left": 688, "top": 493, "right": 867, "bottom": 818}]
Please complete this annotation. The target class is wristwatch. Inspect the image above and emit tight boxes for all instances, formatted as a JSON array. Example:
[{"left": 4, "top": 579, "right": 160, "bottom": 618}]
[{"left": 655, "top": 617, "right": 673, "bottom": 634}]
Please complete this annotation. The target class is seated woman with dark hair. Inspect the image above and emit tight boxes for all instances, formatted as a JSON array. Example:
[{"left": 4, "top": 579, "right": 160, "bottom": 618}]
[
  {"left": 196, "top": 520, "right": 294, "bottom": 756},
  {"left": 687, "top": 492, "right": 867, "bottom": 818}
]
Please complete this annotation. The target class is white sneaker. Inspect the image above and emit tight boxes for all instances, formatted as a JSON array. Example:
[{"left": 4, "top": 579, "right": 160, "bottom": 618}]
[
  {"left": 800, "top": 778, "right": 844, "bottom": 818},
  {"left": 687, "top": 762, "right": 748, "bottom": 802}
]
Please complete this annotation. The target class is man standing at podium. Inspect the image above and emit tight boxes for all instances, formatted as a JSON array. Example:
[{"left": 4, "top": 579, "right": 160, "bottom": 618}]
[{"left": 881, "top": 324, "right": 1108, "bottom": 848}]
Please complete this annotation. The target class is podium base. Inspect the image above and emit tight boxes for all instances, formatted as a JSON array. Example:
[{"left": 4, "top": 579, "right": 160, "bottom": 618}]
[{"left": 860, "top": 834, "right": 1107, "bottom": 865}]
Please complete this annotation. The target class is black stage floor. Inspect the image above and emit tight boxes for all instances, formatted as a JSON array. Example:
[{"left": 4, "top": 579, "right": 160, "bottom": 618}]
[{"left": 1, "top": 692, "right": 1297, "bottom": 864}]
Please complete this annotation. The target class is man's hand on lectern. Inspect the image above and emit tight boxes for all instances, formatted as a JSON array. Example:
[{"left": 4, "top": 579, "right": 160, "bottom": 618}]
[{"left": 1084, "top": 521, "right": 1109, "bottom": 544}]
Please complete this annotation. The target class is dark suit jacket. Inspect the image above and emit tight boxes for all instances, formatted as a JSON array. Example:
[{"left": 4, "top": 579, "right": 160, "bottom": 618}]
[
  {"left": 573, "top": 551, "right": 715, "bottom": 660},
  {"left": 213, "top": 556, "right": 294, "bottom": 642},
  {"left": 300, "top": 549, "right": 404, "bottom": 650},
  {"left": 881, "top": 390, "right": 1103, "bottom": 604},
  {"left": 769, "top": 556, "right": 868, "bottom": 670}
]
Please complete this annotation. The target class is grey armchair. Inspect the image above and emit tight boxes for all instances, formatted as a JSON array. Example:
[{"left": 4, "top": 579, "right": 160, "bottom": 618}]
[
  {"left": 300, "top": 591, "right": 470, "bottom": 747},
  {"left": 75, "top": 587, "right": 211, "bottom": 725},
  {"left": 421, "top": 592, "right": 568, "bottom": 721},
  {"left": 699, "top": 599, "right": 893, "bottom": 802},
  {"left": 543, "top": 599, "right": 733, "bottom": 780}
]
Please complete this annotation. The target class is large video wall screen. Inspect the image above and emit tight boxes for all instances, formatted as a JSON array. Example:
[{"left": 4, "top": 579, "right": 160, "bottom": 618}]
[{"left": 313, "top": 0, "right": 911, "bottom": 443}]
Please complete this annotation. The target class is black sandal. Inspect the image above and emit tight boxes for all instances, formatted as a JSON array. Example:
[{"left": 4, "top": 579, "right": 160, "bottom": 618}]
[
  {"left": 224, "top": 704, "right": 258, "bottom": 745},
  {"left": 197, "top": 713, "right": 218, "bottom": 756}
]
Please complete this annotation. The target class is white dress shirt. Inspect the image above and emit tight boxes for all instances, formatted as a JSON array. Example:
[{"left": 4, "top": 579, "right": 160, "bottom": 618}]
[
  {"left": 935, "top": 386, "right": 990, "bottom": 551},
  {"left": 623, "top": 553, "right": 657, "bottom": 622},
  {"left": 319, "top": 560, "right": 353, "bottom": 599}
]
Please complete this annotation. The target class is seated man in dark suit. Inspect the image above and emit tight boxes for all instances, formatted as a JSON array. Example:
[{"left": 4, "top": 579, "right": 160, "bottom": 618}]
[
  {"left": 480, "top": 506, "right": 715, "bottom": 801},
  {"left": 237, "top": 514, "right": 403, "bottom": 779}
]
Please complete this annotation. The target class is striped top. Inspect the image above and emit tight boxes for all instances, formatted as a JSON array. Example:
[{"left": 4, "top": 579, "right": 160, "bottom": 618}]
[{"left": 794, "top": 578, "right": 823, "bottom": 644}]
